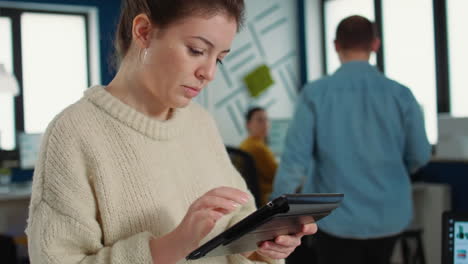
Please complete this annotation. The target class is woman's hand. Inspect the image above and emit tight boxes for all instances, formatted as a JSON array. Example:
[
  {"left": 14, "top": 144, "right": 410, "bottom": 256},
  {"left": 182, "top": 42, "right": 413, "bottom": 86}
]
[
  {"left": 176, "top": 187, "right": 250, "bottom": 251},
  {"left": 254, "top": 223, "right": 318, "bottom": 260},
  {"left": 150, "top": 186, "right": 250, "bottom": 264}
]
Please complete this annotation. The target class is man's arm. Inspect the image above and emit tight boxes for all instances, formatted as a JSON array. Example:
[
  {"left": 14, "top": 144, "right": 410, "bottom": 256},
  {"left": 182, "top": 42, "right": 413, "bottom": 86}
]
[{"left": 403, "top": 92, "right": 432, "bottom": 173}]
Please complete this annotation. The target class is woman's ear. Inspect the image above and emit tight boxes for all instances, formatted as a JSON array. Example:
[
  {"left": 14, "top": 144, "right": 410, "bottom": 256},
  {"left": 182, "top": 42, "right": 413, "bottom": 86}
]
[{"left": 132, "top": 14, "right": 153, "bottom": 49}]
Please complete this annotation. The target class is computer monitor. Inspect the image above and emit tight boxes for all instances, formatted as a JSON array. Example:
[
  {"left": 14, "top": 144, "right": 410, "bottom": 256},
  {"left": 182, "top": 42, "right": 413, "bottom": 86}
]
[
  {"left": 442, "top": 211, "right": 468, "bottom": 264},
  {"left": 18, "top": 132, "right": 43, "bottom": 169},
  {"left": 268, "top": 119, "right": 290, "bottom": 157},
  {"left": 437, "top": 115, "right": 468, "bottom": 159}
]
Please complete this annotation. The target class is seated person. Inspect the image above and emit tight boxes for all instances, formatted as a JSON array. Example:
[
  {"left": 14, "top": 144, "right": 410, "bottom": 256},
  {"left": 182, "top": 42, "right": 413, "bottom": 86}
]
[{"left": 240, "top": 107, "right": 278, "bottom": 205}]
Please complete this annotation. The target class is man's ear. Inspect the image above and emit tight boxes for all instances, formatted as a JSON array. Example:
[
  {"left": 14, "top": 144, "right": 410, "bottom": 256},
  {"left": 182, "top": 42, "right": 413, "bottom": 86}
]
[
  {"left": 371, "top": 38, "right": 381, "bottom": 53},
  {"left": 334, "top": 40, "right": 342, "bottom": 53},
  {"left": 132, "top": 14, "right": 154, "bottom": 49}
]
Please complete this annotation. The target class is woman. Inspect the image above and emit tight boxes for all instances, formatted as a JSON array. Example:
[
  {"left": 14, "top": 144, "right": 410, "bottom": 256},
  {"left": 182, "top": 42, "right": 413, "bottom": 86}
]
[
  {"left": 26, "top": 0, "right": 316, "bottom": 263},
  {"left": 240, "top": 107, "right": 278, "bottom": 206}
]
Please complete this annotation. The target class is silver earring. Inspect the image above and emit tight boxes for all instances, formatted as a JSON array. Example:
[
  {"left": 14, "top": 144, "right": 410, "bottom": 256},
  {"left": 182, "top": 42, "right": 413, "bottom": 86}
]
[
  {"left": 143, "top": 48, "right": 148, "bottom": 62},
  {"left": 140, "top": 48, "right": 148, "bottom": 64}
]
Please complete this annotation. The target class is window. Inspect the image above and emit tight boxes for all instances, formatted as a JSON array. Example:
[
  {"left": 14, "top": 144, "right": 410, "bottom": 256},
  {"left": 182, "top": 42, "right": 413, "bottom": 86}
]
[
  {"left": 21, "top": 12, "right": 88, "bottom": 133},
  {"left": 447, "top": 0, "right": 468, "bottom": 117},
  {"left": 0, "top": 17, "right": 15, "bottom": 150},
  {"left": 323, "top": 0, "right": 375, "bottom": 74},
  {"left": 382, "top": 0, "right": 438, "bottom": 144},
  {"left": 0, "top": 5, "right": 98, "bottom": 151}
]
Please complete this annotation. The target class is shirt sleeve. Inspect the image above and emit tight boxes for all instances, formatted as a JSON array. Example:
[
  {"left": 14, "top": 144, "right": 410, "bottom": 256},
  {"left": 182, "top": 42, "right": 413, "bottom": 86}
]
[
  {"left": 271, "top": 89, "right": 316, "bottom": 198},
  {"left": 402, "top": 90, "right": 432, "bottom": 173},
  {"left": 26, "top": 119, "right": 155, "bottom": 264},
  {"left": 242, "top": 142, "right": 278, "bottom": 204},
  {"left": 246, "top": 144, "right": 278, "bottom": 178}
]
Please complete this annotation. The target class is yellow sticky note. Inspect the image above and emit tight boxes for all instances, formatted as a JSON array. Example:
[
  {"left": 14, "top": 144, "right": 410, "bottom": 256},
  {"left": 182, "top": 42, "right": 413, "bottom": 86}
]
[{"left": 243, "top": 64, "right": 274, "bottom": 98}]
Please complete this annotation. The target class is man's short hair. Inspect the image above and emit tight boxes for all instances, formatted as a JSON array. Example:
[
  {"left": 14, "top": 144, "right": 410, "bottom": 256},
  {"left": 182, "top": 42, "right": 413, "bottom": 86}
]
[{"left": 335, "top": 15, "right": 377, "bottom": 50}]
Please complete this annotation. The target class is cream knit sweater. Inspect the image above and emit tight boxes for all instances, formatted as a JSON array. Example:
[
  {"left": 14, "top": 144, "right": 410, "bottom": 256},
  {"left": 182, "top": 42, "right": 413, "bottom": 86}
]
[{"left": 26, "top": 86, "right": 283, "bottom": 264}]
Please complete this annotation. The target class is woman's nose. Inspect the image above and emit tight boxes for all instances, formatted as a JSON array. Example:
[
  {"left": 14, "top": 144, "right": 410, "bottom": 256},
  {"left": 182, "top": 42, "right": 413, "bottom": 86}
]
[{"left": 196, "top": 60, "right": 217, "bottom": 81}]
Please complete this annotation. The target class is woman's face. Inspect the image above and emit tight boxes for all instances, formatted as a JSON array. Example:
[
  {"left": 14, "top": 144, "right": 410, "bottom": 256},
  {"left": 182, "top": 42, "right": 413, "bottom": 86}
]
[
  {"left": 140, "top": 14, "right": 237, "bottom": 109},
  {"left": 247, "top": 110, "right": 270, "bottom": 139}
]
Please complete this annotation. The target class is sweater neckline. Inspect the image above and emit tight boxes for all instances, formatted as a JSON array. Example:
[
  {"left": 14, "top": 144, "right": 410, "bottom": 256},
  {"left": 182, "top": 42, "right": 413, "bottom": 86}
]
[{"left": 84, "top": 85, "right": 186, "bottom": 141}]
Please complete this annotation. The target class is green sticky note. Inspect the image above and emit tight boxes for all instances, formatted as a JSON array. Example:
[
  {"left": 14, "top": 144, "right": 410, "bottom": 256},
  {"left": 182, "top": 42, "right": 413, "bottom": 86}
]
[{"left": 243, "top": 64, "right": 274, "bottom": 98}]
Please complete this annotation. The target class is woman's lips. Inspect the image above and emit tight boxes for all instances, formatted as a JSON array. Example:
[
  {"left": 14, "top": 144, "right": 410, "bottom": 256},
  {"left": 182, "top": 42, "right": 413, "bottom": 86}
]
[{"left": 183, "top": 85, "right": 200, "bottom": 98}]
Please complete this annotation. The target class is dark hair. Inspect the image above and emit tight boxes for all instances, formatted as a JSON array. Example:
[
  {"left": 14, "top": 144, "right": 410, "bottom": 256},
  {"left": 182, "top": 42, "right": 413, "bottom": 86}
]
[
  {"left": 335, "top": 15, "right": 377, "bottom": 50},
  {"left": 115, "top": 0, "right": 245, "bottom": 61},
  {"left": 245, "top": 107, "right": 265, "bottom": 123}
]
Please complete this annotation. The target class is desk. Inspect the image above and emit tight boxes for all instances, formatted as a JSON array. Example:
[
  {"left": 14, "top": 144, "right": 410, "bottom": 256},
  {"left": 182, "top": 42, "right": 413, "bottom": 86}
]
[
  {"left": 0, "top": 183, "right": 32, "bottom": 235},
  {"left": 0, "top": 184, "right": 31, "bottom": 260},
  {"left": 390, "top": 183, "right": 451, "bottom": 264},
  {"left": 412, "top": 182, "right": 451, "bottom": 264},
  {"left": 415, "top": 160, "right": 468, "bottom": 212}
]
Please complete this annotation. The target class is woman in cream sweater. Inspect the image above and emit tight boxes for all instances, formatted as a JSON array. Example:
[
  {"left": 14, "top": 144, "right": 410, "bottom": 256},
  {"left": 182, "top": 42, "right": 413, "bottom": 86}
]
[{"left": 26, "top": 0, "right": 316, "bottom": 263}]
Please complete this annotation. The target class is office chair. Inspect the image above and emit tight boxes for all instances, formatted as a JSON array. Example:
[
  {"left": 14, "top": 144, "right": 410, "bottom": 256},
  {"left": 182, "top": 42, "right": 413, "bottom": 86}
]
[
  {"left": 400, "top": 229, "right": 426, "bottom": 264},
  {"left": 225, "top": 146, "right": 262, "bottom": 208},
  {"left": 0, "top": 234, "right": 18, "bottom": 264}
]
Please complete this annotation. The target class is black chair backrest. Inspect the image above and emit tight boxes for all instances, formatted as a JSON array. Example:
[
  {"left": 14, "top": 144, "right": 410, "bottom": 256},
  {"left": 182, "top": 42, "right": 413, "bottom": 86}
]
[
  {"left": 225, "top": 146, "right": 261, "bottom": 208},
  {"left": 0, "top": 234, "right": 18, "bottom": 264}
]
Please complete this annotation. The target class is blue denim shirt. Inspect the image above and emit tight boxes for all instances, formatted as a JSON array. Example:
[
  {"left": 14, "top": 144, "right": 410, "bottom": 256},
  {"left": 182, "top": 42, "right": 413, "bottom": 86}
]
[{"left": 271, "top": 61, "right": 431, "bottom": 238}]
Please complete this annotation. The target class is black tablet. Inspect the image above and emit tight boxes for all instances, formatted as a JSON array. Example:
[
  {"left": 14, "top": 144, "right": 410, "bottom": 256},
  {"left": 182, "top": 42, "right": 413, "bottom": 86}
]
[
  {"left": 442, "top": 211, "right": 468, "bottom": 264},
  {"left": 186, "top": 193, "right": 344, "bottom": 260}
]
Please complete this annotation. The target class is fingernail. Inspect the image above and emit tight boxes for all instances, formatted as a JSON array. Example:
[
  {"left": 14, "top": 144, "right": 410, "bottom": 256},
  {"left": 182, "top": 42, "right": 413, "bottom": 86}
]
[{"left": 232, "top": 202, "right": 240, "bottom": 208}]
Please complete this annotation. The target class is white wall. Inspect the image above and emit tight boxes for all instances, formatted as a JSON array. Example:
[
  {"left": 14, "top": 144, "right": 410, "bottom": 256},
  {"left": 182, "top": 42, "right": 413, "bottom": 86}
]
[
  {"left": 195, "top": 0, "right": 303, "bottom": 146},
  {"left": 305, "top": 0, "right": 324, "bottom": 81}
]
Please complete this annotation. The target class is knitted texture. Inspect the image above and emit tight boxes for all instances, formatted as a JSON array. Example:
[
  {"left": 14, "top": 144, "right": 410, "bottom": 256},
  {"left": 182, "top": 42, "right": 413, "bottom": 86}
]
[{"left": 26, "top": 86, "right": 283, "bottom": 264}]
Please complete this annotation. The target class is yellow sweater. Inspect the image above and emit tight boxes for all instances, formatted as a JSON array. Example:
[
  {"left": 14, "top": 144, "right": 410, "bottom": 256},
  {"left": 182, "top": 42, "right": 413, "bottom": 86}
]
[
  {"left": 26, "top": 86, "right": 282, "bottom": 264},
  {"left": 239, "top": 137, "right": 278, "bottom": 205}
]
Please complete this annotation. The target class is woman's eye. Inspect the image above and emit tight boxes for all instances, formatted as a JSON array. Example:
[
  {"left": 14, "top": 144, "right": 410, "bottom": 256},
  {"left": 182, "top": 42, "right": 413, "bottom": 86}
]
[
  {"left": 216, "top": 59, "right": 223, "bottom": 65},
  {"left": 189, "top": 47, "right": 204, "bottom": 56}
]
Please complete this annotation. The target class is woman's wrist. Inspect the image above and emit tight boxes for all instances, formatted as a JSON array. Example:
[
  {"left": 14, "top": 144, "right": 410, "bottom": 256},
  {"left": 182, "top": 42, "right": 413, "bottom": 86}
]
[
  {"left": 241, "top": 251, "right": 254, "bottom": 259},
  {"left": 149, "top": 230, "right": 186, "bottom": 264},
  {"left": 243, "top": 250, "right": 268, "bottom": 261}
]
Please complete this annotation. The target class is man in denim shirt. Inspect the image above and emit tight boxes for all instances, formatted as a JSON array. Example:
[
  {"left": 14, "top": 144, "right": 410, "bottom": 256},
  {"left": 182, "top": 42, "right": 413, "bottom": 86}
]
[{"left": 271, "top": 16, "right": 431, "bottom": 264}]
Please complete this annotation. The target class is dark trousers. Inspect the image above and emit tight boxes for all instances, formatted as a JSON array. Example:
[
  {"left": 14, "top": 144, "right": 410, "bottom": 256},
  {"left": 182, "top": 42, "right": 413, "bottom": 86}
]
[{"left": 315, "top": 230, "right": 400, "bottom": 264}]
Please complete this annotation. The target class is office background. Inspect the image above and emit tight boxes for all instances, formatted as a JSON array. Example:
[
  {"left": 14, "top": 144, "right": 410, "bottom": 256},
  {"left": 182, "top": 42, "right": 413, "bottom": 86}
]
[
  {"left": 0, "top": 0, "right": 467, "bottom": 263},
  {"left": 1, "top": 0, "right": 467, "bottom": 150}
]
